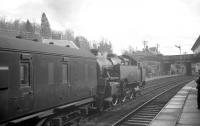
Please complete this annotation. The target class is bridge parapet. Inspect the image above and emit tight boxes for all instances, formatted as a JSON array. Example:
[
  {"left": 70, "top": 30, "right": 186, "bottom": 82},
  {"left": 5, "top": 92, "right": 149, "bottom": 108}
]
[
  {"left": 133, "top": 54, "right": 163, "bottom": 62},
  {"left": 162, "top": 54, "right": 194, "bottom": 63},
  {"left": 133, "top": 53, "right": 200, "bottom": 64}
]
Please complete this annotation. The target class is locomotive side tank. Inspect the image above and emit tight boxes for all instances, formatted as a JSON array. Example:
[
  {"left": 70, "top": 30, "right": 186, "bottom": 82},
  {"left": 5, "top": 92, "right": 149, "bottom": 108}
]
[
  {"left": 119, "top": 55, "right": 145, "bottom": 85},
  {"left": 107, "top": 54, "right": 146, "bottom": 104},
  {"left": 0, "top": 35, "right": 97, "bottom": 124}
]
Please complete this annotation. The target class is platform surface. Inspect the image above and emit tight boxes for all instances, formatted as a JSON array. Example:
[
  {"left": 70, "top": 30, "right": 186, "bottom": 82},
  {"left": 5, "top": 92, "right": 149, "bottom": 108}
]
[{"left": 149, "top": 80, "right": 200, "bottom": 126}]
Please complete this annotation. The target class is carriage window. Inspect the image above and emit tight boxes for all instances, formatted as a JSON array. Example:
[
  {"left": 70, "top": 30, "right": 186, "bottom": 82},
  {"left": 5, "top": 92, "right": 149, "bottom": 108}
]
[
  {"left": 48, "top": 63, "right": 54, "bottom": 85},
  {"left": 0, "top": 66, "right": 9, "bottom": 89},
  {"left": 20, "top": 63, "right": 30, "bottom": 87},
  {"left": 62, "top": 64, "right": 68, "bottom": 84}
]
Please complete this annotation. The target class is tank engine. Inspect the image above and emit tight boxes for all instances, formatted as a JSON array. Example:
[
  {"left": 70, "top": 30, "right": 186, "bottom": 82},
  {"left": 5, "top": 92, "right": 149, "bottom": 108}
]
[{"left": 94, "top": 51, "right": 146, "bottom": 107}]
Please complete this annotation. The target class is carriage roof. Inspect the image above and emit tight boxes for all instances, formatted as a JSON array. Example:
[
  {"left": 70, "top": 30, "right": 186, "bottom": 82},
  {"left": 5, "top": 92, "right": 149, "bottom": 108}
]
[{"left": 0, "top": 35, "right": 95, "bottom": 59}]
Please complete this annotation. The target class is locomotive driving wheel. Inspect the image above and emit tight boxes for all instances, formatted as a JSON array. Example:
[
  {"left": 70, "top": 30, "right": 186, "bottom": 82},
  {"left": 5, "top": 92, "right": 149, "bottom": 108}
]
[
  {"left": 42, "top": 117, "right": 62, "bottom": 126},
  {"left": 121, "top": 95, "right": 128, "bottom": 103},
  {"left": 111, "top": 95, "right": 119, "bottom": 106},
  {"left": 129, "top": 89, "right": 136, "bottom": 100}
]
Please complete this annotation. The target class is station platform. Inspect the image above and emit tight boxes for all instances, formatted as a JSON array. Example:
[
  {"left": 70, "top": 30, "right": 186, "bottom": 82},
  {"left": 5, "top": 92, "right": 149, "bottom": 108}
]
[{"left": 149, "top": 80, "right": 200, "bottom": 126}]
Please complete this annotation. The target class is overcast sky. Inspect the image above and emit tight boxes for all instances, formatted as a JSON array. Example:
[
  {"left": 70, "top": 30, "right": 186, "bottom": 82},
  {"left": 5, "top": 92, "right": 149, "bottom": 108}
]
[{"left": 1, "top": 0, "right": 200, "bottom": 55}]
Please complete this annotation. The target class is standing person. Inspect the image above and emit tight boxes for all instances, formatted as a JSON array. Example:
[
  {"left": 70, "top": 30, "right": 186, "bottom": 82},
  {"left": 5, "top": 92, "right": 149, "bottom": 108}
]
[{"left": 196, "top": 74, "right": 200, "bottom": 109}]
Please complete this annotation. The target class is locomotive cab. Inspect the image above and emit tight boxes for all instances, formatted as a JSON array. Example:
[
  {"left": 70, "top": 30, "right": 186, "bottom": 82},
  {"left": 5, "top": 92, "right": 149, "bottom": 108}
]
[{"left": 96, "top": 56, "right": 120, "bottom": 106}]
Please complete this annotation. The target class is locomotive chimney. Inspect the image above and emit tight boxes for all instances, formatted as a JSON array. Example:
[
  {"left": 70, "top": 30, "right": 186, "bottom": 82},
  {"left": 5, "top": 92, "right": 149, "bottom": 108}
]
[
  {"left": 90, "top": 49, "right": 99, "bottom": 56},
  {"left": 49, "top": 42, "right": 54, "bottom": 45}
]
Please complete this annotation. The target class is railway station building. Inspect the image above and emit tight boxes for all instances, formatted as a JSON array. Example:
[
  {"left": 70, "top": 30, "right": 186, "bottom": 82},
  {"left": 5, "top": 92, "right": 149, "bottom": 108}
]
[
  {"left": 191, "top": 35, "right": 200, "bottom": 54},
  {"left": 191, "top": 35, "right": 200, "bottom": 73}
]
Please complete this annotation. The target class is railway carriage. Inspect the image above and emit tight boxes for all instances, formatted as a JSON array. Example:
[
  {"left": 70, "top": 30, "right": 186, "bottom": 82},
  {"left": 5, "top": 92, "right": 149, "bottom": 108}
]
[{"left": 0, "top": 35, "right": 97, "bottom": 125}]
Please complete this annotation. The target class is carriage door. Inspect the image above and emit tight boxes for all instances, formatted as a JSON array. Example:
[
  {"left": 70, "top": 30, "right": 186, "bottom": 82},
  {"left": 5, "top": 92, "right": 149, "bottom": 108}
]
[
  {"left": 140, "top": 67, "right": 143, "bottom": 81},
  {"left": 0, "top": 52, "right": 10, "bottom": 121},
  {"left": 19, "top": 53, "right": 34, "bottom": 112},
  {"left": 62, "top": 57, "right": 70, "bottom": 98}
]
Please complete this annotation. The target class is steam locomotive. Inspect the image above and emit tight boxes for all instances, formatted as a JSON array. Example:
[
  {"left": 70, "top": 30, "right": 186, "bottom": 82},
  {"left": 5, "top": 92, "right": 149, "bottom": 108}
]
[{"left": 0, "top": 35, "right": 145, "bottom": 125}]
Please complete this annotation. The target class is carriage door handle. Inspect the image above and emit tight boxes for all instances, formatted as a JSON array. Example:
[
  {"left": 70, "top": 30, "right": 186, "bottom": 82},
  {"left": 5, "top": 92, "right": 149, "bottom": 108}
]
[{"left": 28, "top": 91, "right": 33, "bottom": 94}]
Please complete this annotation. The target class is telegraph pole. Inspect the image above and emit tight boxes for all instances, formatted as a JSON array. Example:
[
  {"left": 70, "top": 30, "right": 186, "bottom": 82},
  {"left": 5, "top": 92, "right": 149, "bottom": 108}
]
[
  {"left": 175, "top": 45, "right": 181, "bottom": 55},
  {"left": 156, "top": 43, "right": 159, "bottom": 53},
  {"left": 143, "top": 41, "right": 147, "bottom": 49}
]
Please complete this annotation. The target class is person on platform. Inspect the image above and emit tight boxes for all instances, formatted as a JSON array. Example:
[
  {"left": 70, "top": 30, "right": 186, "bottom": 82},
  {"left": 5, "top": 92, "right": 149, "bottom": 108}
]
[{"left": 196, "top": 72, "right": 200, "bottom": 109}]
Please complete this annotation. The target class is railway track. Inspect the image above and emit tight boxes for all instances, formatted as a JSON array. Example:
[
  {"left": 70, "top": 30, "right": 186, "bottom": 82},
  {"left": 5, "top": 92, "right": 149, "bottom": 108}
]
[
  {"left": 141, "top": 76, "right": 192, "bottom": 95},
  {"left": 111, "top": 79, "right": 191, "bottom": 126},
  {"left": 81, "top": 76, "right": 193, "bottom": 126},
  {"left": 108, "top": 76, "right": 192, "bottom": 110}
]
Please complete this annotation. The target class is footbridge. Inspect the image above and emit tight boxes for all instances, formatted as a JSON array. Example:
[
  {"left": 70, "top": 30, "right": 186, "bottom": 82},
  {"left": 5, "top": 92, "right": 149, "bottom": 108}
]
[{"left": 134, "top": 54, "right": 200, "bottom": 75}]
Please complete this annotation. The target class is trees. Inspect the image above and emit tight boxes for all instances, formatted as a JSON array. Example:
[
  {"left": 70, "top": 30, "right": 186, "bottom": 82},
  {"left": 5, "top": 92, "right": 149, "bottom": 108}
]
[
  {"left": 0, "top": 17, "right": 7, "bottom": 30},
  {"left": 73, "top": 37, "right": 113, "bottom": 54},
  {"left": 63, "top": 29, "right": 74, "bottom": 41},
  {"left": 122, "top": 46, "right": 135, "bottom": 55},
  {"left": 0, "top": 17, "right": 34, "bottom": 33},
  {"left": 97, "top": 38, "right": 113, "bottom": 54},
  {"left": 41, "top": 12, "right": 51, "bottom": 39},
  {"left": 92, "top": 41, "right": 98, "bottom": 49},
  {"left": 0, "top": 13, "right": 115, "bottom": 51},
  {"left": 74, "top": 36, "right": 90, "bottom": 50},
  {"left": 13, "top": 19, "right": 20, "bottom": 31},
  {"left": 25, "top": 20, "right": 33, "bottom": 33}
]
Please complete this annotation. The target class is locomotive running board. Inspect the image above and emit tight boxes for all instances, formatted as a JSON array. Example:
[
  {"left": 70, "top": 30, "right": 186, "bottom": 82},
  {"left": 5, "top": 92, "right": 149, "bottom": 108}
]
[{"left": 10, "top": 97, "right": 94, "bottom": 123}]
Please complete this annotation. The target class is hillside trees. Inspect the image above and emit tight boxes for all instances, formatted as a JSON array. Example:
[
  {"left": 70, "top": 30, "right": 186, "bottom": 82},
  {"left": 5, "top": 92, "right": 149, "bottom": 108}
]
[
  {"left": 74, "top": 36, "right": 90, "bottom": 50},
  {"left": 63, "top": 29, "right": 74, "bottom": 41},
  {"left": 41, "top": 13, "right": 51, "bottom": 39},
  {"left": 122, "top": 46, "right": 135, "bottom": 55},
  {"left": 0, "top": 14, "right": 114, "bottom": 54},
  {"left": 0, "top": 17, "right": 7, "bottom": 30},
  {"left": 97, "top": 38, "right": 113, "bottom": 54},
  {"left": 0, "top": 17, "right": 39, "bottom": 34},
  {"left": 25, "top": 20, "right": 33, "bottom": 33}
]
